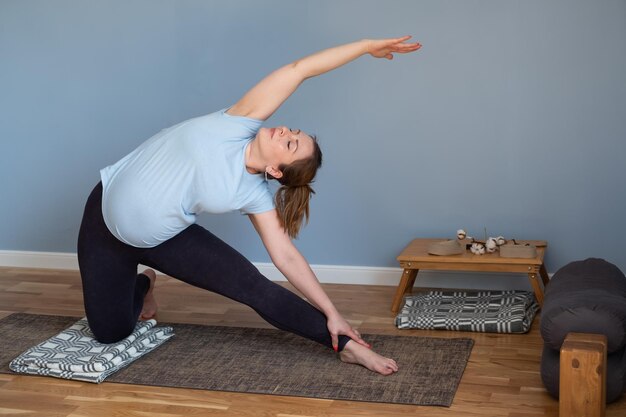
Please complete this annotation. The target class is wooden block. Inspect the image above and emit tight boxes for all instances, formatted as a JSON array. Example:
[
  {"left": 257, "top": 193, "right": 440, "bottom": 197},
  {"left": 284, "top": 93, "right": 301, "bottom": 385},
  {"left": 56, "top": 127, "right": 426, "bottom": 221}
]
[{"left": 559, "top": 332, "right": 607, "bottom": 417}]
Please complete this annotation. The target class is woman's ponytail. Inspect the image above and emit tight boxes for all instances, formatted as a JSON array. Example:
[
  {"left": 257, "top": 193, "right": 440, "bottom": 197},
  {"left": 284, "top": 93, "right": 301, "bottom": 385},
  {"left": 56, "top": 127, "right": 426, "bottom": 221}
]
[
  {"left": 275, "top": 184, "right": 315, "bottom": 238},
  {"left": 273, "top": 137, "right": 322, "bottom": 239}
]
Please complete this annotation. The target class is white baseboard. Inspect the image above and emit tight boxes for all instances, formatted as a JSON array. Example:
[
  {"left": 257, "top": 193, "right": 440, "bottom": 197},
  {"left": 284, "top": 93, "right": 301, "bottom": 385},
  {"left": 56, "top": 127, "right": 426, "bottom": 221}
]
[
  {"left": 0, "top": 250, "right": 80, "bottom": 271},
  {"left": 0, "top": 250, "right": 538, "bottom": 290}
]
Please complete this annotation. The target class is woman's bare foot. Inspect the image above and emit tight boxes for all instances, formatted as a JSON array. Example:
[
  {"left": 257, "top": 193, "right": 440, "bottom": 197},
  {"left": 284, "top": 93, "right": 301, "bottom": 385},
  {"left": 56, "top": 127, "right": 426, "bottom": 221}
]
[
  {"left": 339, "top": 340, "right": 399, "bottom": 375},
  {"left": 140, "top": 269, "right": 158, "bottom": 320}
]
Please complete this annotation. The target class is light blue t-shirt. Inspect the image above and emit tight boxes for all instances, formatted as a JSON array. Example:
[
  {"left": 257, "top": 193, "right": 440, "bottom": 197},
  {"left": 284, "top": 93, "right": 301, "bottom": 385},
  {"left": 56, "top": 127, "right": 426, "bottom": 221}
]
[{"left": 100, "top": 108, "right": 274, "bottom": 248}]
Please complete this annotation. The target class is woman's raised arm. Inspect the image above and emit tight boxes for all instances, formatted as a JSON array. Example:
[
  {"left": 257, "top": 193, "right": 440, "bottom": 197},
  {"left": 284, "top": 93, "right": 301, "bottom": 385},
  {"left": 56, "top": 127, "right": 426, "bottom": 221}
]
[{"left": 227, "top": 36, "right": 421, "bottom": 121}]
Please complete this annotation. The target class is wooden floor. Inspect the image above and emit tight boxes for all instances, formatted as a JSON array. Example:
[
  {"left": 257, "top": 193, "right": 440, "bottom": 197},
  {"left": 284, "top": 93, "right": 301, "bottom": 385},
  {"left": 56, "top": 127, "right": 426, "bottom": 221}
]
[{"left": 0, "top": 267, "right": 624, "bottom": 417}]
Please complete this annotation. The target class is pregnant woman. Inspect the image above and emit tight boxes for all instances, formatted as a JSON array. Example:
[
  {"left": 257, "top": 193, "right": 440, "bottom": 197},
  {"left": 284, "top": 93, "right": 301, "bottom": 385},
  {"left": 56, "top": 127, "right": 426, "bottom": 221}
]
[{"left": 78, "top": 36, "right": 421, "bottom": 375}]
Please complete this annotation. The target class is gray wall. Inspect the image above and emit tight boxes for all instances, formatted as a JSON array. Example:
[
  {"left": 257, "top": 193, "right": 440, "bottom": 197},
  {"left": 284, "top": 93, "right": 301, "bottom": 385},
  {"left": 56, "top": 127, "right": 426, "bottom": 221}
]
[{"left": 2, "top": 0, "right": 625, "bottom": 272}]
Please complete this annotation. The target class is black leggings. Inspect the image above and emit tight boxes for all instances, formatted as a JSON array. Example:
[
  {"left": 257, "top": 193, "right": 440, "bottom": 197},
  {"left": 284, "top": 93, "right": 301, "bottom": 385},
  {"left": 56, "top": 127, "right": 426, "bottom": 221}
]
[{"left": 77, "top": 183, "right": 349, "bottom": 351}]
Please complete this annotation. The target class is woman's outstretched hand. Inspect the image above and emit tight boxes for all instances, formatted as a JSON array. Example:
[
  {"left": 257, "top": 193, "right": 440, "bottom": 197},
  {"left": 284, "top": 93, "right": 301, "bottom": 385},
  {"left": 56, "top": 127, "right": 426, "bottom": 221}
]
[
  {"left": 327, "top": 313, "right": 371, "bottom": 352},
  {"left": 367, "top": 35, "right": 422, "bottom": 60}
]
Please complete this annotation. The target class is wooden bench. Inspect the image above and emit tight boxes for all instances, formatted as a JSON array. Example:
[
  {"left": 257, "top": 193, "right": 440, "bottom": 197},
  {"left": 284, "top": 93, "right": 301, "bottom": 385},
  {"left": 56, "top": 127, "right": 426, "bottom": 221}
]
[{"left": 391, "top": 238, "right": 549, "bottom": 313}]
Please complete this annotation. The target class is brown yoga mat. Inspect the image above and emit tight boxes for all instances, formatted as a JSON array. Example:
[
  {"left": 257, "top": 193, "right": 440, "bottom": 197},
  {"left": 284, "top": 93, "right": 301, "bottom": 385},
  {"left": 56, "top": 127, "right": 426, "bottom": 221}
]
[{"left": 0, "top": 313, "right": 473, "bottom": 407}]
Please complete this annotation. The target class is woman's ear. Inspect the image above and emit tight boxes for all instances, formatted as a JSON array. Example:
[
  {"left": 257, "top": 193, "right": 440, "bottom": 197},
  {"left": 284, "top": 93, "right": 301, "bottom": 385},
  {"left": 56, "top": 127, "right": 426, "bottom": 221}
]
[{"left": 266, "top": 166, "right": 283, "bottom": 179}]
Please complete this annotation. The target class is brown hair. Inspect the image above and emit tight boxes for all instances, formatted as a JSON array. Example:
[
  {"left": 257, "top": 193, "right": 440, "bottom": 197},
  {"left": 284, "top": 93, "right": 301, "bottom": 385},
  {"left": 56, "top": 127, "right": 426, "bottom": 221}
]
[{"left": 271, "top": 136, "right": 322, "bottom": 239}]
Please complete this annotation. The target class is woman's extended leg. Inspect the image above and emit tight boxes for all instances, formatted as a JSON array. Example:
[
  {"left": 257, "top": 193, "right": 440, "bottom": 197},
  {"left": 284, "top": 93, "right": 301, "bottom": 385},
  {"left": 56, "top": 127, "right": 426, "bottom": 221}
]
[
  {"left": 140, "top": 224, "right": 350, "bottom": 350},
  {"left": 77, "top": 183, "right": 151, "bottom": 343}
]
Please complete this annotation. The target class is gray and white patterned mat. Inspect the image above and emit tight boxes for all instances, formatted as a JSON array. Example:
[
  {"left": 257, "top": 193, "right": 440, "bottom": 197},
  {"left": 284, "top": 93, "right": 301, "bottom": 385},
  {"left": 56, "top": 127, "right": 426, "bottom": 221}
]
[
  {"left": 396, "top": 290, "right": 539, "bottom": 333},
  {"left": 9, "top": 317, "right": 174, "bottom": 383}
]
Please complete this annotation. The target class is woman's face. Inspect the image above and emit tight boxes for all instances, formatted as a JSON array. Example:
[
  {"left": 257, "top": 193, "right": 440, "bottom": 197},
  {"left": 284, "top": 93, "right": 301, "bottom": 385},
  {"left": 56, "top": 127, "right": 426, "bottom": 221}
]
[{"left": 259, "top": 126, "right": 314, "bottom": 169}]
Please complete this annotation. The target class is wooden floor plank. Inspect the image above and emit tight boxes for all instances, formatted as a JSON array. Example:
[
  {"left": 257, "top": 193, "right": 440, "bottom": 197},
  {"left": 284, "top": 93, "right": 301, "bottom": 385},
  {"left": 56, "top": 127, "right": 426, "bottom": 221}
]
[{"left": 1, "top": 266, "right": 625, "bottom": 416}]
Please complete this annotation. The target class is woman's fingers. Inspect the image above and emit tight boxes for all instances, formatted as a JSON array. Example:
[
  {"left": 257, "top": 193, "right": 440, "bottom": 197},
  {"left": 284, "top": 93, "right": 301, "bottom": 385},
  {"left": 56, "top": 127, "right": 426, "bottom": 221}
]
[
  {"left": 331, "top": 333, "right": 339, "bottom": 352},
  {"left": 374, "top": 37, "right": 421, "bottom": 59},
  {"left": 393, "top": 41, "right": 422, "bottom": 52},
  {"left": 347, "top": 328, "right": 371, "bottom": 348}
]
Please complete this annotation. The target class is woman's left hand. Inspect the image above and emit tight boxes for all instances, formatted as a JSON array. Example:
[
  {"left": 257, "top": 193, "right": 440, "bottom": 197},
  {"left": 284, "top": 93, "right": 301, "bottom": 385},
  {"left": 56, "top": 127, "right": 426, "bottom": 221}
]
[
  {"left": 367, "top": 35, "right": 422, "bottom": 60},
  {"left": 327, "top": 313, "right": 371, "bottom": 352}
]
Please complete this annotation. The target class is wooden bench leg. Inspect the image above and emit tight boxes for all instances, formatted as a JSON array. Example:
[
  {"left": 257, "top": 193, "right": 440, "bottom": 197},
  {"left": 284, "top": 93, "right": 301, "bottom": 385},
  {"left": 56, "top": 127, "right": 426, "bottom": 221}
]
[
  {"left": 391, "top": 269, "right": 418, "bottom": 314},
  {"left": 528, "top": 272, "right": 544, "bottom": 306},
  {"left": 559, "top": 333, "right": 607, "bottom": 417},
  {"left": 540, "top": 263, "right": 550, "bottom": 286}
]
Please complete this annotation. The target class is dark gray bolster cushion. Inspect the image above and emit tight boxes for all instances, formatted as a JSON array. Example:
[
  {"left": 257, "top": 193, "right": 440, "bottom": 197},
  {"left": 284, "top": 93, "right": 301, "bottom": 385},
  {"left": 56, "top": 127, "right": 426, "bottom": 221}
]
[
  {"left": 540, "top": 258, "right": 626, "bottom": 403},
  {"left": 540, "top": 258, "right": 626, "bottom": 353}
]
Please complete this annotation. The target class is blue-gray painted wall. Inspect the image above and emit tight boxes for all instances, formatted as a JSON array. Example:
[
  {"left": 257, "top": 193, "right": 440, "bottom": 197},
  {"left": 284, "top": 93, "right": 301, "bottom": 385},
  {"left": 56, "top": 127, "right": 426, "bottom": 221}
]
[{"left": 2, "top": 0, "right": 625, "bottom": 272}]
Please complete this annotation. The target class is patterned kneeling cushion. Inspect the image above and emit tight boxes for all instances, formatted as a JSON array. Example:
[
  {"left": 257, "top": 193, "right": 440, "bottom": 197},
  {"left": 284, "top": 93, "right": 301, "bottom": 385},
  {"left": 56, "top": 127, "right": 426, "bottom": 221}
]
[{"left": 540, "top": 258, "right": 626, "bottom": 403}]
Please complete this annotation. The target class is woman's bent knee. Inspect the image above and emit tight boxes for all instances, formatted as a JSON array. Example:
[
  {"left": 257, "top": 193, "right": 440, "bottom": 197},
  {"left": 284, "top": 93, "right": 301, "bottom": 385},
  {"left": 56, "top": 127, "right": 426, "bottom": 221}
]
[{"left": 88, "top": 319, "right": 135, "bottom": 344}]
